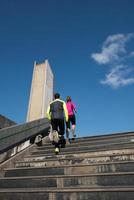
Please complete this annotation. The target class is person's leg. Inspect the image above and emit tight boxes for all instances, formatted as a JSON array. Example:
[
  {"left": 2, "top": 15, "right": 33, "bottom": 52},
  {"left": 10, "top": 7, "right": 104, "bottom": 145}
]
[
  {"left": 66, "top": 118, "right": 70, "bottom": 144},
  {"left": 66, "top": 121, "right": 70, "bottom": 138},
  {"left": 51, "top": 119, "right": 58, "bottom": 132},
  {"left": 72, "top": 124, "right": 76, "bottom": 137},
  {"left": 51, "top": 119, "right": 60, "bottom": 154},
  {"left": 70, "top": 115, "right": 76, "bottom": 139},
  {"left": 58, "top": 119, "right": 66, "bottom": 148}
]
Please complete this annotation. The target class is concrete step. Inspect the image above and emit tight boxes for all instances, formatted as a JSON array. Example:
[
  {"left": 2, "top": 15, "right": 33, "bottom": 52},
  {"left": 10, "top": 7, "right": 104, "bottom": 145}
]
[
  {"left": 31, "top": 141, "right": 134, "bottom": 155},
  {"left": 1, "top": 172, "right": 134, "bottom": 188},
  {"left": 5, "top": 161, "right": 134, "bottom": 177},
  {"left": 38, "top": 134, "right": 134, "bottom": 149},
  {"left": 24, "top": 147, "right": 134, "bottom": 163},
  {"left": 72, "top": 131, "right": 134, "bottom": 142},
  {"left": 16, "top": 150, "right": 134, "bottom": 168},
  {"left": 0, "top": 187, "right": 134, "bottom": 200},
  {"left": 16, "top": 155, "right": 134, "bottom": 168},
  {"left": 59, "top": 131, "right": 134, "bottom": 144}
]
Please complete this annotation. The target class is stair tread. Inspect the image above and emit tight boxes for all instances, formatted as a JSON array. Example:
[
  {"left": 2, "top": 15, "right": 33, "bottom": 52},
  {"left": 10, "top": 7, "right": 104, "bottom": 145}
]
[
  {"left": 33, "top": 140, "right": 134, "bottom": 152},
  {"left": 3, "top": 171, "right": 134, "bottom": 179},
  {"left": 23, "top": 149, "right": 134, "bottom": 160},
  {"left": 39, "top": 138, "right": 134, "bottom": 148},
  {"left": 26, "top": 145, "right": 134, "bottom": 157},
  {"left": 11, "top": 160, "right": 134, "bottom": 170},
  {"left": 15, "top": 159, "right": 134, "bottom": 165},
  {"left": 50, "top": 131, "right": 134, "bottom": 142},
  {"left": 0, "top": 186, "right": 134, "bottom": 192}
]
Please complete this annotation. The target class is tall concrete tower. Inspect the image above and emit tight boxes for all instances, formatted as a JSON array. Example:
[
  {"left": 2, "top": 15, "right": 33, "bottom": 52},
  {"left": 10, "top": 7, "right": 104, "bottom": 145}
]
[{"left": 27, "top": 60, "right": 54, "bottom": 122}]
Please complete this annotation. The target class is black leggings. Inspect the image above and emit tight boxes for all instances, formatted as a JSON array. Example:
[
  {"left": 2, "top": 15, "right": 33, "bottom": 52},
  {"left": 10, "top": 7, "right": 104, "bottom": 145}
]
[
  {"left": 66, "top": 115, "right": 76, "bottom": 129},
  {"left": 51, "top": 119, "right": 65, "bottom": 147},
  {"left": 51, "top": 119, "right": 65, "bottom": 135}
]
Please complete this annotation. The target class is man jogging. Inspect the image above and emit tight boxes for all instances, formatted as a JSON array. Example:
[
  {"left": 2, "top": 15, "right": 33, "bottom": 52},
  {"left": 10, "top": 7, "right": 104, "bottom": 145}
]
[{"left": 47, "top": 93, "right": 68, "bottom": 154}]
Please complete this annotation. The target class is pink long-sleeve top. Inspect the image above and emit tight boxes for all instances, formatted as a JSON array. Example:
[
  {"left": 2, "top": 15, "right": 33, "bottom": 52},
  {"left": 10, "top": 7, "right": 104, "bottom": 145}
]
[{"left": 66, "top": 101, "right": 76, "bottom": 116}]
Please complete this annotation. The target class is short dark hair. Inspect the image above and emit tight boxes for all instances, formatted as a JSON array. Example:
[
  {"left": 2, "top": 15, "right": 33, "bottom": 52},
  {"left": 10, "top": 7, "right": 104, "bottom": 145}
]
[{"left": 54, "top": 93, "right": 60, "bottom": 99}]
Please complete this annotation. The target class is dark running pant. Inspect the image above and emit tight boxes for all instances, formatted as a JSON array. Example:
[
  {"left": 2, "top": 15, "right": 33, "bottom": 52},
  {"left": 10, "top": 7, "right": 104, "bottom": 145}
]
[
  {"left": 51, "top": 119, "right": 65, "bottom": 148},
  {"left": 66, "top": 115, "right": 76, "bottom": 129}
]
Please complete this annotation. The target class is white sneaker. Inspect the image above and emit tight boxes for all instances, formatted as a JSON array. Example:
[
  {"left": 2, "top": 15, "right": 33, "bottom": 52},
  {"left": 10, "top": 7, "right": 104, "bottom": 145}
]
[{"left": 55, "top": 147, "right": 60, "bottom": 154}]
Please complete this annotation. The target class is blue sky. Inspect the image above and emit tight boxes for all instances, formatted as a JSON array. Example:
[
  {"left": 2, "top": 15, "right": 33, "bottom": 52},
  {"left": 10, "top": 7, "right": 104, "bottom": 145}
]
[{"left": 0, "top": 0, "right": 134, "bottom": 137}]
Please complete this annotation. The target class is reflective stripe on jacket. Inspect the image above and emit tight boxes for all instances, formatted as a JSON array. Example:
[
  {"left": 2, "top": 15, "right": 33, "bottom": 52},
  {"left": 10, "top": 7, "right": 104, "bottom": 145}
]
[{"left": 47, "top": 99, "right": 68, "bottom": 121}]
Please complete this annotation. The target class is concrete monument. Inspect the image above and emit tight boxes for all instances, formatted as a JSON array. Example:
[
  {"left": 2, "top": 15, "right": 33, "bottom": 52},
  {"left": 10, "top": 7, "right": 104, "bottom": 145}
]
[{"left": 27, "top": 60, "right": 54, "bottom": 122}]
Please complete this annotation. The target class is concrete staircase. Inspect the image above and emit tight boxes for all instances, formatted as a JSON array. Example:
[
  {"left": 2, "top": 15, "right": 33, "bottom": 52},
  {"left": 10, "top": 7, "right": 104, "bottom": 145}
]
[{"left": 1, "top": 132, "right": 134, "bottom": 199}]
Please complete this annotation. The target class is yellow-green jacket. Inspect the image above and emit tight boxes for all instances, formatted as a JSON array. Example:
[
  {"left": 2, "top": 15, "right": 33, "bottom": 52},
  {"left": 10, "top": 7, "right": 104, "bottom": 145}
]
[{"left": 47, "top": 99, "right": 68, "bottom": 122}]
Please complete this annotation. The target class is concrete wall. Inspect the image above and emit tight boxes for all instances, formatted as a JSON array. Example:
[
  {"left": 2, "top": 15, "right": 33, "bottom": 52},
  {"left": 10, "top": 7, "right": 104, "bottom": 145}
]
[{"left": 0, "top": 115, "right": 16, "bottom": 129}]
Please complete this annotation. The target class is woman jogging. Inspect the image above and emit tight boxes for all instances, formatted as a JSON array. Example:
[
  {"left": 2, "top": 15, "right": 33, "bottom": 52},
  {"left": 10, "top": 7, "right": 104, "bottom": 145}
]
[{"left": 66, "top": 96, "right": 76, "bottom": 143}]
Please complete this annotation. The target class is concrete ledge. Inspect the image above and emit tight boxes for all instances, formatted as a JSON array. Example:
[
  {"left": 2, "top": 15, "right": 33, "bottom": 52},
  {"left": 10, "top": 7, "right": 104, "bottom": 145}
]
[{"left": 0, "top": 118, "right": 50, "bottom": 154}]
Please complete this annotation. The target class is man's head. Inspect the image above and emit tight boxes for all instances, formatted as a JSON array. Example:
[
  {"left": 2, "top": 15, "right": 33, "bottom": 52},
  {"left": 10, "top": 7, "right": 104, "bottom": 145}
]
[{"left": 54, "top": 93, "right": 60, "bottom": 99}]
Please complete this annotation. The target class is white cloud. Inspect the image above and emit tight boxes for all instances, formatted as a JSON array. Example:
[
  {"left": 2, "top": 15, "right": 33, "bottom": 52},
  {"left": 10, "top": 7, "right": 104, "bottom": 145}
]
[
  {"left": 91, "top": 33, "right": 134, "bottom": 65},
  {"left": 91, "top": 43, "right": 123, "bottom": 64},
  {"left": 91, "top": 33, "right": 134, "bottom": 89},
  {"left": 100, "top": 65, "right": 134, "bottom": 89},
  {"left": 103, "top": 33, "right": 133, "bottom": 46}
]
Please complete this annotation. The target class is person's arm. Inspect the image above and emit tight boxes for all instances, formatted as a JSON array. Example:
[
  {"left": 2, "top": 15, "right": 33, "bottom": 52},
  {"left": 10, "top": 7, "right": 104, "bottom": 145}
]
[
  {"left": 46, "top": 105, "right": 51, "bottom": 120},
  {"left": 63, "top": 102, "right": 68, "bottom": 122}
]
